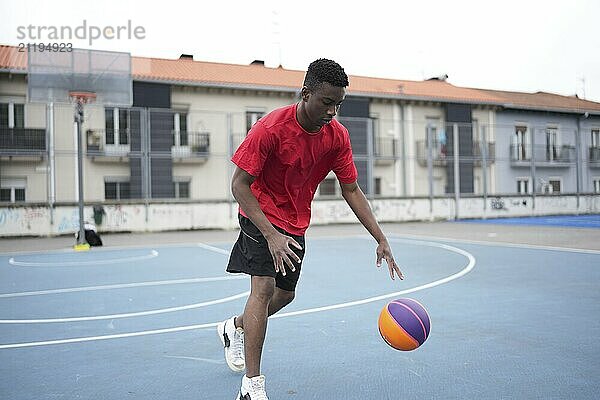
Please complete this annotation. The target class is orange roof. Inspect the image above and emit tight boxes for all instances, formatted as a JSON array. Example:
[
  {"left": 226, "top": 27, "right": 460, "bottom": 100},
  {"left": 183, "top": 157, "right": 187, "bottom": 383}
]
[
  {"left": 478, "top": 88, "right": 599, "bottom": 113},
  {"left": 2, "top": 44, "right": 600, "bottom": 113}
]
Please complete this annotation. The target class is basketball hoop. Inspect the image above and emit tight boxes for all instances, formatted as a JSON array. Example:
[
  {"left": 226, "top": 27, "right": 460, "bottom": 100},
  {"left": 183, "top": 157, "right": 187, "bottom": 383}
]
[
  {"left": 69, "top": 91, "right": 97, "bottom": 105},
  {"left": 27, "top": 49, "right": 131, "bottom": 251}
]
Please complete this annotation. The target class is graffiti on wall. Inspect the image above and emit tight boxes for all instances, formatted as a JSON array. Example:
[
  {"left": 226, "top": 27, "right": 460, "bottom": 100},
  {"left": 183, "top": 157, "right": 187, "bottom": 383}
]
[
  {"left": 490, "top": 197, "right": 528, "bottom": 211},
  {"left": 57, "top": 209, "right": 80, "bottom": 233},
  {"left": 0, "top": 207, "right": 47, "bottom": 232}
]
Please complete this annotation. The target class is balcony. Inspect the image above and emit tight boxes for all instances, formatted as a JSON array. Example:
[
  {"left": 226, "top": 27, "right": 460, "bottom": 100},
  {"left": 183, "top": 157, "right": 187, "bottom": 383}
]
[
  {"left": 510, "top": 144, "right": 575, "bottom": 167},
  {"left": 171, "top": 131, "right": 210, "bottom": 163},
  {"left": 416, "top": 140, "right": 495, "bottom": 167},
  {"left": 590, "top": 146, "right": 600, "bottom": 168},
  {"left": 416, "top": 140, "right": 447, "bottom": 167},
  {"left": 373, "top": 136, "right": 396, "bottom": 165},
  {"left": 0, "top": 127, "right": 47, "bottom": 160},
  {"left": 86, "top": 129, "right": 131, "bottom": 162},
  {"left": 471, "top": 141, "right": 496, "bottom": 166}
]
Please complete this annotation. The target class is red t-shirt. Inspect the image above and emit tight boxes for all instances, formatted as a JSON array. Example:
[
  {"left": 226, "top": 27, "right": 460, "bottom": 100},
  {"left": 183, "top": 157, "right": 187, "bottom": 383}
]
[{"left": 231, "top": 103, "right": 358, "bottom": 235}]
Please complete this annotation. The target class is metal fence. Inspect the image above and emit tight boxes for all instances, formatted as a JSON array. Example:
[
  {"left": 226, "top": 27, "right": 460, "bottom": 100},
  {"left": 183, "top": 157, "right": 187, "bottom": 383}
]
[{"left": 1, "top": 104, "right": 599, "bottom": 207}]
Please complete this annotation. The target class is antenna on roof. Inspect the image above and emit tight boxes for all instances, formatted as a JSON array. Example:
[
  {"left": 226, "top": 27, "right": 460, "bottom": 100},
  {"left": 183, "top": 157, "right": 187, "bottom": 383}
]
[
  {"left": 578, "top": 75, "right": 586, "bottom": 100},
  {"left": 272, "top": 9, "right": 282, "bottom": 68}
]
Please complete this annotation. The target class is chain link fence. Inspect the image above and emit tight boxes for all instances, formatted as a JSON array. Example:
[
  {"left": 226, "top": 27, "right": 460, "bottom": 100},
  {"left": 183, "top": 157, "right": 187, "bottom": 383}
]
[{"left": 1, "top": 104, "right": 599, "bottom": 208}]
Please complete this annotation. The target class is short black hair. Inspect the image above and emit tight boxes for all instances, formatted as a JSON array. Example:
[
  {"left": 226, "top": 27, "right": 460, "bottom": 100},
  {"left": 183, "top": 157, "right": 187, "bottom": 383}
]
[{"left": 303, "top": 58, "right": 349, "bottom": 91}]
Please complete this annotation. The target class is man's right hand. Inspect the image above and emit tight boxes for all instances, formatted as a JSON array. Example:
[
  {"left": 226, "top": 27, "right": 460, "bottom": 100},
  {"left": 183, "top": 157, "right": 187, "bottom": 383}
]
[{"left": 265, "top": 231, "right": 302, "bottom": 276}]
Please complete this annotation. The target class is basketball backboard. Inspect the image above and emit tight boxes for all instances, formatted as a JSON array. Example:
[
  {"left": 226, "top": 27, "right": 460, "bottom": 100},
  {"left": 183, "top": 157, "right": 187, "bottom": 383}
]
[{"left": 27, "top": 48, "right": 132, "bottom": 107}]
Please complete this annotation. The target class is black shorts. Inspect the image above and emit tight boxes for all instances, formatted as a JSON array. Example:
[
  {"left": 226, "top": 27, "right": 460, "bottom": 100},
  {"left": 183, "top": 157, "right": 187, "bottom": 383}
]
[{"left": 227, "top": 214, "right": 305, "bottom": 292}]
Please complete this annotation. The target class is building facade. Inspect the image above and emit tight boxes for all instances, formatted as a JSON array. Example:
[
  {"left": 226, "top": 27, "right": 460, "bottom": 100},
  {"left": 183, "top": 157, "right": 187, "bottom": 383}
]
[{"left": 2, "top": 44, "right": 600, "bottom": 211}]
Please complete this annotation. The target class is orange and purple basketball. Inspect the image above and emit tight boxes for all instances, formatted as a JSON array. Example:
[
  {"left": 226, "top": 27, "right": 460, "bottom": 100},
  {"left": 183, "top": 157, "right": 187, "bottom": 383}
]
[{"left": 378, "top": 298, "right": 431, "bottom": 351}]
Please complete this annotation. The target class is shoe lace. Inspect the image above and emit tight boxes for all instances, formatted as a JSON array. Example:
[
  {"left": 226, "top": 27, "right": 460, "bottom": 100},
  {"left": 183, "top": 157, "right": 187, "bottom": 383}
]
[
  {"left": 250, "top": 376, "right": 267, "bottom": 400},
  {"left": 233, "top": 329, "right": 245, "bottom": 360}
]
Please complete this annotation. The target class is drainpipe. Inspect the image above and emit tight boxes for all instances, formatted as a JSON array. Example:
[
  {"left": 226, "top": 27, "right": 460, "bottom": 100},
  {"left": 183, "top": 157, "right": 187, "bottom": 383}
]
[
  {"left": 393, "top": 103, "right": 403, "bottom": 197},
  {"left": 530, "top": 126, "right": 536, "bottom": 214},
  {"left": 47, "top": 102, "right": 56, "bottom": 225},
  {"left": 453, "top": 123, "right": 460, "bottom": 220},
  {"left": 576, "top": 111, "right": 590, "bottom": 210}
]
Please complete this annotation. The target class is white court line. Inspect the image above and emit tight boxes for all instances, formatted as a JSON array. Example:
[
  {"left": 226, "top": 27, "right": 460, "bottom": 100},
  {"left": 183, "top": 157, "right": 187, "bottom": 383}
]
[
  {"left": 388, "top": 233, "right": 600, "bottom": 255},
  {"left": 8, "top": 250, "right": 159, "bottom": 267},
  {"left": 0, "top": 238, "right": 475, "bottom": 349},
  {"left": 195, "top": 242, "right": 230, "bottom": 255},
  {"left": 272, "top": 238, "right": 475, "bottom": 319},
  {"left": 0, "top": 275, "right": 247, "bottom": 298},
  {"left": 0, "top": 291, "right": 250, "bottom": 324}
]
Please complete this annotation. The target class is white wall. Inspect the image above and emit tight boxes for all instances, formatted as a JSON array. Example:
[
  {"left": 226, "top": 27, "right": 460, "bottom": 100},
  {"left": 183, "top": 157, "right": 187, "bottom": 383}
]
[{"left": 1, "top": 195, "right": 598, "bottom": 237}]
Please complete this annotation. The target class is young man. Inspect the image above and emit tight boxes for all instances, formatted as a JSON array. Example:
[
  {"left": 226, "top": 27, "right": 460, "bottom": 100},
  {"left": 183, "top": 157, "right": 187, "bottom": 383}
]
[{"left": 218, "top": 58, "right": 403, "bottom": 400}]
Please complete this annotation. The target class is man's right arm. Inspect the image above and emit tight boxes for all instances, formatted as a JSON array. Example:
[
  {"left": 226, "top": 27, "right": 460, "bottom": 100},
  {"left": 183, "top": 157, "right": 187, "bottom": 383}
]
[{"left": 231, "top": 166, "right": 302, "bottom": 275}]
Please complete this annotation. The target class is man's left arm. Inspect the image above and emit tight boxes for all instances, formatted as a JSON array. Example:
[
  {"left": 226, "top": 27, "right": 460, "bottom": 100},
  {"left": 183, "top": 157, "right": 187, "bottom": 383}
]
[{"left": 340, "top": 181, "right": 404, "bottom": 280}]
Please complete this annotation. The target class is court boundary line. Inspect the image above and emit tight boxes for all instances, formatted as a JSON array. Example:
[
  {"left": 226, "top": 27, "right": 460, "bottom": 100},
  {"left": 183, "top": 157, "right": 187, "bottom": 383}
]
[
  {"left": 8, "top": 250, "right": 159, "bottom": 267},
  {"left": 387, "top": 233, "right": 600, "bottom": 254},
  {"left": 0, "top": 238, "right": 475, "bottom": 349},
  {"left": 0, "top": 276, "right": 246, "bottom": 299},
  {"left": 0, "top": 290, "right": 250, "bottom": 324}
]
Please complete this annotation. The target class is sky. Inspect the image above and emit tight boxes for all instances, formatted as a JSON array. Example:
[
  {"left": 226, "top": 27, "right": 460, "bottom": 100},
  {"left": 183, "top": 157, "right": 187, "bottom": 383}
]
[{"left": 1, "top": 0, "right": 599, "bottom": 102}]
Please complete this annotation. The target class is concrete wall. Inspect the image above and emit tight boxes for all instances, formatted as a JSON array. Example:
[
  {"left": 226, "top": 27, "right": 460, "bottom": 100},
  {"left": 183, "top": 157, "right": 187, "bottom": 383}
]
[{"left": 1, "top": 195, "right": 598, "bottom": 237}]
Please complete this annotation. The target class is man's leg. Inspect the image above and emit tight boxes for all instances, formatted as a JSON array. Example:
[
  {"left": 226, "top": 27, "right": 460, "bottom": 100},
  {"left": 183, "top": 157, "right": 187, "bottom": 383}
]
[
  {"left": 237, "top": 286, "right": 295, "bottom": 328},
  {"left": 267, "top": 287, "right": 295, "bottom": 316},
  {"left": 240, "top": 275, "right": 275, "bottom": 378}
]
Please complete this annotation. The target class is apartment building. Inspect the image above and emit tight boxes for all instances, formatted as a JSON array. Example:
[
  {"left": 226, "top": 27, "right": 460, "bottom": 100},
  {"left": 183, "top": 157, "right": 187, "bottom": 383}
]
[{"left": 2, "top": 44, "right": 600, "bottom": 207}]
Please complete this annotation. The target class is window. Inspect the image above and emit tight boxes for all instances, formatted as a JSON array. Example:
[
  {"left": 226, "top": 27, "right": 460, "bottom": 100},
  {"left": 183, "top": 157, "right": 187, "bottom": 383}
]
[
  {"left": 371, "top": 115, "right": 394, "bottom": 158},
  {"left": 0, "top": 178, "right": 26, "bottom": 203},
  {"left": 593, "top": 178, "right": 600, "bottom": 193},
  {"left": 517, "top": 178, "right": 529, "bottom": 194},
  {"left": 426, "top": 118, "right": 446, "bottom": 158},
  {"left": 104, "top": 180, "right": 130, "bottom": 200},
  {"left": 0, "top": 103, "right": 7, "bottom": 127},
  {"left": 591, "top": 129, "right": 600, "bottom": 162},
  {"left": 318, "top": 177, "right": 337, "bottom": 196},
  {"left": 513, "top": 125, "right": 529, "bottom": 160},
  {"left": 546, "top": 127, "right": 559, "bottom": 161},
  {"left": 246, "top": 110, "right": 265, "bottom": 133},
  {"left": 374, "top": 177, "right": 382, "bottom": 196},
  {"left": 174, "top": 112, "right": 188, "bottom": 146},
  {"left": 173, "top": 179, "right": 190, "bottom": 199},
  {"left": 370, "top": 115, "right": 380, "bottom": 137},
  {"left": 0, "top": 103, "right": 25, "bottom": 128},
  {"left": 548, "top": 179, "right": 561, "bottom": 193},
  {"left": 105, "top": 108, "right": 130, "bottom": 145}
]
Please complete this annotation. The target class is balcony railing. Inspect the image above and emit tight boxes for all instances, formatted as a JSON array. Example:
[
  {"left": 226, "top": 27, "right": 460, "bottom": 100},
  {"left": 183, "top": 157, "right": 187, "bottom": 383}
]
[
  {"left": 373, "top": 136, "right": 396, "bottom": 158},
  {"left": 416, "top": 140, "right": 447, "bottom": 167},
  {"left": 171, "top": 131, "right": 210, "bottom": 159},
  {"left": 472, "top": 141, "right": 496, "bottom": 165},
  {"left": 0, "top": 127, "right": 46, "bottom": 156},
  {"left": 416, "top": 140, "right": 495, "bottom": 167},
  {"left": 510, "top": 144, "right": 575, "bottom": 165},
  {"left": 373, "top": 136, "right": 396, "bottom": 164},
  {"left": 86, "top": 129, "right": 131, "bottom": 158}
]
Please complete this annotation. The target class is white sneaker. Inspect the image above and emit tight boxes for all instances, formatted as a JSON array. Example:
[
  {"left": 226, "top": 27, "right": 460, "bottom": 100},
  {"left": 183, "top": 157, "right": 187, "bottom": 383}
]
[
  {"left": 236, "top": 375, "right": 268, "bottom": 400},
  {"left": 217, "top": 316, "right": 245, "bottom": 372}
]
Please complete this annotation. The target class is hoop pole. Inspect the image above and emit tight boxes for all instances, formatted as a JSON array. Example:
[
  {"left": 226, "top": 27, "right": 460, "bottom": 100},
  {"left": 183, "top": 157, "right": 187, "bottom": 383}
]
[{"left": 75, "top": 100, "right": 87, "bottom": 248}]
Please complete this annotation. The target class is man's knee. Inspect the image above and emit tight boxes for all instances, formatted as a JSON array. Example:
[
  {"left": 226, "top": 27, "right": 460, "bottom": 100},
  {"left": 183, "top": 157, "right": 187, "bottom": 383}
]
[{"left": 250, "top": 276, "right": 276, "bottom": 302}]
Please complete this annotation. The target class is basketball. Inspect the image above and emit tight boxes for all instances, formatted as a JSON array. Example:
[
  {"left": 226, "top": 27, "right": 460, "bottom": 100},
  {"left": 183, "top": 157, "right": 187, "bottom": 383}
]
[{"left": 378, "top": 298, "right": 431, "bottom": 351}]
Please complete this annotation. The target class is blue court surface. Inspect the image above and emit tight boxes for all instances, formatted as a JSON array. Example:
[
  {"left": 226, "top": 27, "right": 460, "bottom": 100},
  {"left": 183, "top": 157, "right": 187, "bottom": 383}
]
[
  {"left": 458, "top": 214, "right": 600, "bottom": 228},
  {"left": 1, "top": 234, "right": 599, "bottom": 399}
]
